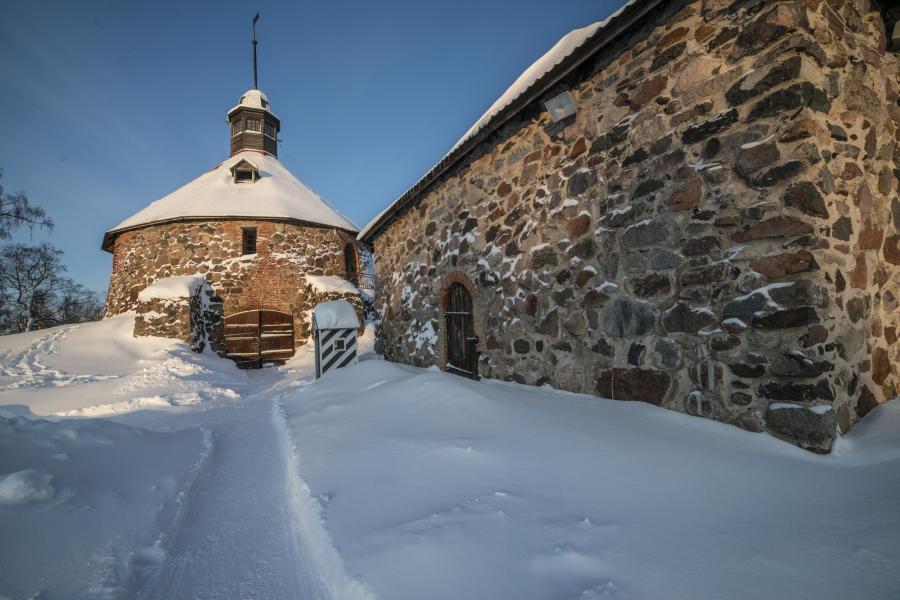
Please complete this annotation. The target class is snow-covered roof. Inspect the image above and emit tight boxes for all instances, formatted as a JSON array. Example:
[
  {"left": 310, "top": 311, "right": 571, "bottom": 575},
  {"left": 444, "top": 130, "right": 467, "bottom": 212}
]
[
  {"left": 227, "top": 89, "right": 277, "bottom": 118},
  {"left": 313, "top": 299, "right": 360, "bottom": 330},
  {"left": 137, "top": 275, "right": 207, "bottom": 301},
  {"left": 359, "top": 0, "right": 651, "bottom": 241},
  {"left": 103, "top": 151, "right": 358, "bottom": 249},
  {"left": 449, "top": 20, "right": 604, "bottom": 158}
]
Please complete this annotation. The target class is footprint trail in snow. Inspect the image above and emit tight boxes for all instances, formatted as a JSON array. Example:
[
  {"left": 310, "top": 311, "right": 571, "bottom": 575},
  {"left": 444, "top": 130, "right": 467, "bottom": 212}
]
[
  {"left": 138, "top": 376, "right": 372, "bottom": 600},
  {"left": 0, "top": 326, "right": 119, "bottom": 390}
]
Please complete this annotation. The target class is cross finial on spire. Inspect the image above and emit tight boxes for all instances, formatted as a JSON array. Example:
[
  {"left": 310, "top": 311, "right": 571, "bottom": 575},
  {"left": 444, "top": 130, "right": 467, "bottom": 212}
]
[{"left": 252, "top": 12, "right": 260, "bottom": 90}]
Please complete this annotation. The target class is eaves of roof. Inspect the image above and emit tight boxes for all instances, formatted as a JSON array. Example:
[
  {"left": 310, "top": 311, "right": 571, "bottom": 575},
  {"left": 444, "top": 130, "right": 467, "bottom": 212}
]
[{"left": 358, "top": 0, "right": 670, "bottom": 243}]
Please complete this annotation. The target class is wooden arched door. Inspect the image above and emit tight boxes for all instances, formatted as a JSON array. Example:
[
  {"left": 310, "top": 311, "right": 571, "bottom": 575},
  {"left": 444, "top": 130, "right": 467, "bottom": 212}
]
[
  {"left": 224, "top": 309, "right": 294, "bottom": 368},
  {"left": 445, "top": 283, "right": 478, "bottom": 378}
]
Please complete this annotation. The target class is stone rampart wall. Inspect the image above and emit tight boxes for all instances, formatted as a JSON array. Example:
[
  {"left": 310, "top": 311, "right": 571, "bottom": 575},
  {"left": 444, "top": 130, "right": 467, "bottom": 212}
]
[{"left": 372, "top": 0, "right": 900, "bottom": 451}]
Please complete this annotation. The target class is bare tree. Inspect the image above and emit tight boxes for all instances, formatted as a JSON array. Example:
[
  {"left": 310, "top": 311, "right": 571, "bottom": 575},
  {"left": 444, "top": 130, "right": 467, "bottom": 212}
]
[
  {"left": 0, "top": 244, "right": 66, "bottom": 332},
  {"left": 54, "top": 280, "right": 104, "bottom": 326},
  {"left": 0, "top": 169, "right": 53, "bottom": 239},
  {"left": 0, "top": 171, "right": 102, "bottom": 335}
]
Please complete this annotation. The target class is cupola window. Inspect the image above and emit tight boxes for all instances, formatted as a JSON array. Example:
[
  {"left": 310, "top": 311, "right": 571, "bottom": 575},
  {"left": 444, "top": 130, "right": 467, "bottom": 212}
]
[
  {"left": 227, "top": 89, "right": 279, "bottom": 158},
  {"left": 229, "top": 159, "right": 260, "bottom": 184}
]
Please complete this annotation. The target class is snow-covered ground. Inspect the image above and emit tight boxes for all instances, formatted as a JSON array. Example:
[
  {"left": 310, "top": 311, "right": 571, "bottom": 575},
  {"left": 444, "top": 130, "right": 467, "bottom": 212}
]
[{"left": 0, "top": 317, "right": 898, "bottom": 599}]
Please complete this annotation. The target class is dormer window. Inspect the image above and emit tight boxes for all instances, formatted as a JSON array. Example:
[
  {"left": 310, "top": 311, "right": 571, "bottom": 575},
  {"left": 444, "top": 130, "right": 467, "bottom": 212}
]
[
  {"left": 230, "top": 159, "right": 259, "bottom": 184},
  {"left": 246, "top": 119, "right": 261, "bottom": 133}
]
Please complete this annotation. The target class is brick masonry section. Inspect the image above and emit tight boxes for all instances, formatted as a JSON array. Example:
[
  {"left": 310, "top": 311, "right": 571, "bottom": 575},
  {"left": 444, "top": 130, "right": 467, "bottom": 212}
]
[
  {"left": 106, "top": 219, "right": 364, "bottom": 346},
  {"left": 370, "top": 0, "right": 900, "bottom": 452}
]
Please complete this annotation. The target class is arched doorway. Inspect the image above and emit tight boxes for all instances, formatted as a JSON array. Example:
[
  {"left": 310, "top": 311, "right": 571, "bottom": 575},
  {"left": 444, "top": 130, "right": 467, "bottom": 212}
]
[{"left": 445, "top": 282, "right": 478, "bottom": 378}]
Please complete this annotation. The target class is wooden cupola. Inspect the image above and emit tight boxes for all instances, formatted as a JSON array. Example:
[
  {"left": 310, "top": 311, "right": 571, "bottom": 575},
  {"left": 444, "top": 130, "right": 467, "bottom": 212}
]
[{"left": 227, "top": 90, "right": 280, "bottom": 158}]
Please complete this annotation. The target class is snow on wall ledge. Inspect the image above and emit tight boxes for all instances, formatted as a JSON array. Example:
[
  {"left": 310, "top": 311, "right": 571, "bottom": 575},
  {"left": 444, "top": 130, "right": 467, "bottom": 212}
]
[
  {"left": 305, "top": 275, "right": 359, "bottom": 295},
  {"left": 369, "top": 0, "right": 900, "bottom": 453},
  {"left": 137, "top": 275, "right": 208, "bottom": 302}
]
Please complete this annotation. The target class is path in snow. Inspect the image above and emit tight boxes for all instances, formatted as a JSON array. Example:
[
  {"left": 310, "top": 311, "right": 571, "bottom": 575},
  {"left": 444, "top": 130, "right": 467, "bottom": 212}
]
[{"left": 130, "top": 370, "right": 368, "bottom": 600}]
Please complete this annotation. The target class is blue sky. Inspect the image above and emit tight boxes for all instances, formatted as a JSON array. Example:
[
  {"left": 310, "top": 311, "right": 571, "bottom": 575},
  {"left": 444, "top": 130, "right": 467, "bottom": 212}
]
[{"left": 0, "top": 0, "right": 622, "bottom": 292}]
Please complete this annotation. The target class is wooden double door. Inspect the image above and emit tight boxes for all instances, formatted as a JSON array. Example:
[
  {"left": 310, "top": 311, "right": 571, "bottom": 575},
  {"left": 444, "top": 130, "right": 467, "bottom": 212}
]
[
  {"left": 445, "top": 283, "right": 478, "bottom": 378},
  {"left": 224, "top": 310, "right": 294, "bottom": 368}
]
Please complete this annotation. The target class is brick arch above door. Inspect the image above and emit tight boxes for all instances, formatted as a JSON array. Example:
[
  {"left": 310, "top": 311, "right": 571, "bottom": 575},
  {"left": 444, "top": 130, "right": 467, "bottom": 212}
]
[{"left": 438, "top": 271, "right": 479, "bottom": 308}]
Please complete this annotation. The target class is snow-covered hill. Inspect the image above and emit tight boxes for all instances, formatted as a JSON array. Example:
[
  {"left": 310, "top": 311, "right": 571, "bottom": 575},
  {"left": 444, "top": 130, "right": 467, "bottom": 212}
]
[{"left": 0, "top": 317, "right": 898, "bottom": 599}]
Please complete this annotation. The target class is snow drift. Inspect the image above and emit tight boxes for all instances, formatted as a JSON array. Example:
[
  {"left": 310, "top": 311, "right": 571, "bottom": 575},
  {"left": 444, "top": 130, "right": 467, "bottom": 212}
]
[
  {"left": 279, "top": 360, "right": 900, "bottom": 600},
  {"left": 0, "top": 415, "right": 211, "bottom": 599},
  {"left": 0, "top": 317, "right": 897, "bottom": 599}
]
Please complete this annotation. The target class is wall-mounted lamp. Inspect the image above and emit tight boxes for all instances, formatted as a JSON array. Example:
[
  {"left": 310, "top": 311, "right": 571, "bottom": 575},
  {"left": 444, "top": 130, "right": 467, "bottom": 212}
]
[{"left": 544, "top": 91, "right": 577, "bottom": 122}]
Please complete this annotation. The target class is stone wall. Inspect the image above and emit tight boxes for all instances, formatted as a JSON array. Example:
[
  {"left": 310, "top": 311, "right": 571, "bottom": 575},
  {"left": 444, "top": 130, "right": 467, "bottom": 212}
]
[
  {"left": 134, "top": 297, "right": 191, "bottom": 344},
  {"left": 133, "top": 278, "right": 224, "bottom": 353},
  {"left": 190, "top": 284, "right": 225, "bottom": 353},
  {"left": 371, "top": 0, "right": 900, "bottom": 451},
  {"left": 106, "top": 220, "right": 360, "bottom": 346}
]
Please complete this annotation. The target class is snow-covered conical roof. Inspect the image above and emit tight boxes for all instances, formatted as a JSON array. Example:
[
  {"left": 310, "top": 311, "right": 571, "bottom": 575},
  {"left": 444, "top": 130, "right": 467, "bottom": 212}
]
[{"left": 102, "top": 150, "right": 358, "bottom": 249}]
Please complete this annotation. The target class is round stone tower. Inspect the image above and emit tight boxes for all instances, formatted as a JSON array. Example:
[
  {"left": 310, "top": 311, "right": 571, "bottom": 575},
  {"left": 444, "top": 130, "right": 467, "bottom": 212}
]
[{"left": 101, "top": 88, "right": 364, "bottom": 352}]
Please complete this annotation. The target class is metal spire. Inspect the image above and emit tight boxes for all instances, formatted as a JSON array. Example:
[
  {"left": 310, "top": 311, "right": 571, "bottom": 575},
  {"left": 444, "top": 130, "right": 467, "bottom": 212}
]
[{"left": 252, "top": 12, "right": 260, "bottom": 90}]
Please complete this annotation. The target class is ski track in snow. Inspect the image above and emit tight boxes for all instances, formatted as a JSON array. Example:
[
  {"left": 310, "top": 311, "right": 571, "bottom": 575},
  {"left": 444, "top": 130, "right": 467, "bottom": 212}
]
[
  {"left": 133, "top": 373, "right": 372, "bottom": 600},
  {"left": 0, "top": 326, "right": 119, "bottom": 390}
]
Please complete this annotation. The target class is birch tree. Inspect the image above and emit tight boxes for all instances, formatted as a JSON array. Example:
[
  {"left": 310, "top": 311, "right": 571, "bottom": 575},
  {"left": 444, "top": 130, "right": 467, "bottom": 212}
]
[
  {"left": 0, "top": 244, "right": 65, "bottom": 332},
  {"left": 0, "top": 169, "right": 53, "bottom": 239},
  {"left": 0, "top": 171, "right": 101, "bottom": 335}
]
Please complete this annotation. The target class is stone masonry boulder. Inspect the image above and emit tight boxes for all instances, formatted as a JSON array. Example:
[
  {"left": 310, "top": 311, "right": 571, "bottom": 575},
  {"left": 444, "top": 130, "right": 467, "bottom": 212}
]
[
  {"left": 765, "top": 403, "right": 837, "bottom": 453},
  {"left": 600, "top": 298, "right": 656, "bottom": 337},
  {"left": 595, "top": 368, "right": 671, "bottom": 405},
  {"left": 662, "top": 301, "right": 717, "bottom": 333},
  {"left": 621, "top": 219, "right": 670, "bottom": 249}
]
